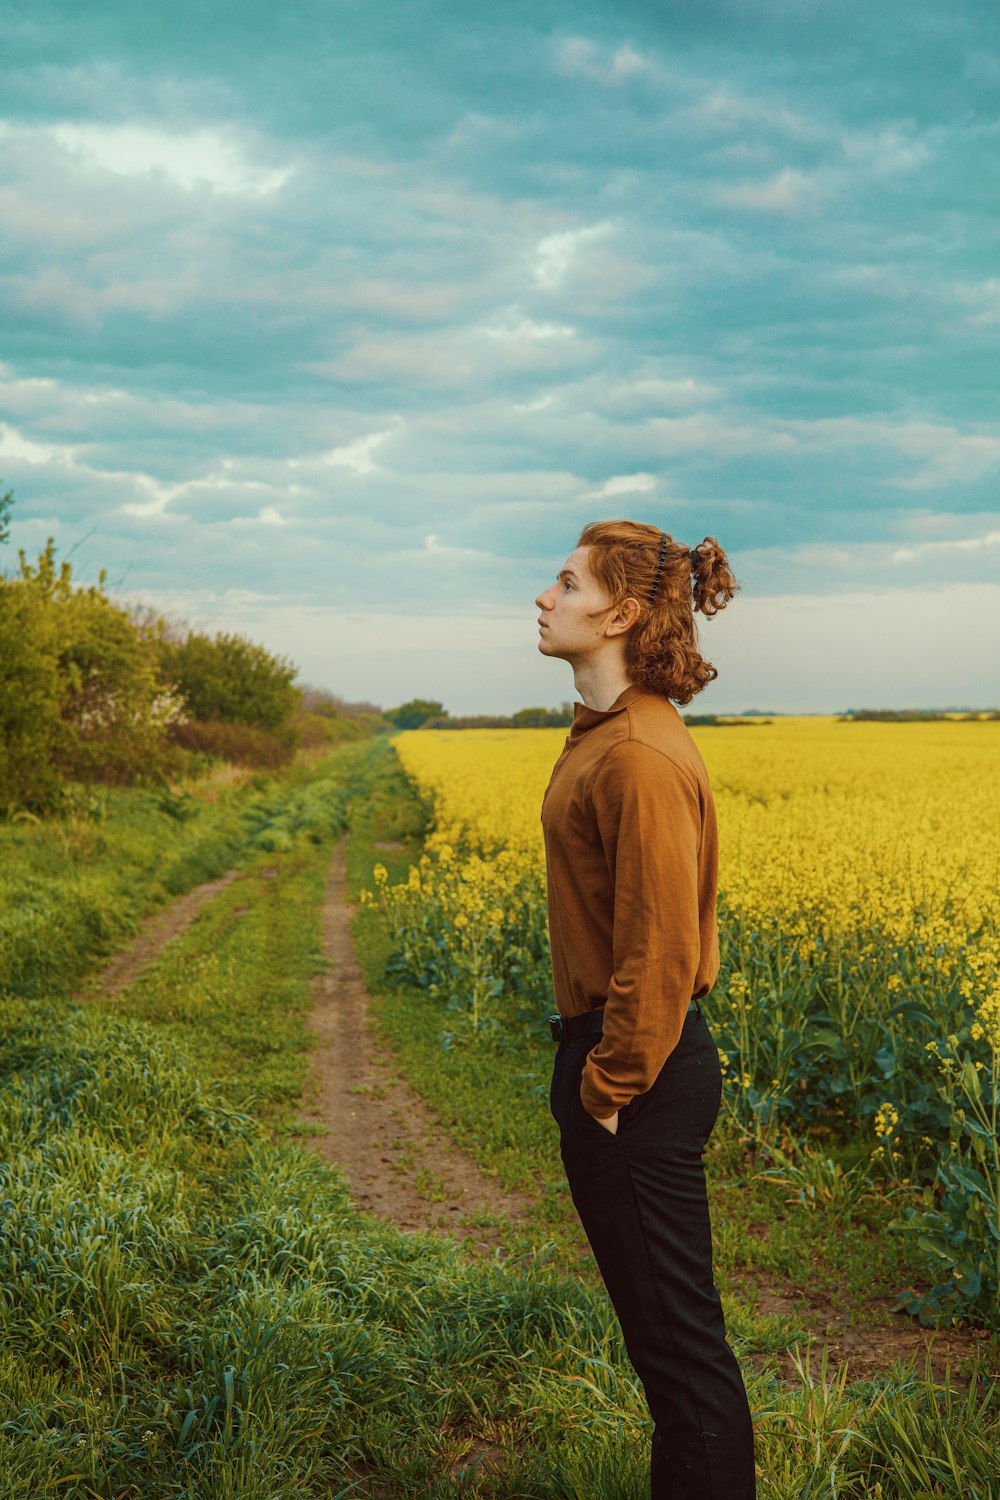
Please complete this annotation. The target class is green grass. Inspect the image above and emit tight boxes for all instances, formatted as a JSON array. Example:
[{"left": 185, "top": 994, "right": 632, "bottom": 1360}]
[
  {"left": 0, "top": 737, "right": 997, "bottom": 1497},
  {"left": 79, "top": 853, "right": 327, "bottom": 1128},
  {"left": 0, "top": 744, "right": 361, "bottom": 1002}
]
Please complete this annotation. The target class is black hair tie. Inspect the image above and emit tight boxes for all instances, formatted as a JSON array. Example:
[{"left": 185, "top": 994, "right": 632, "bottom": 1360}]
[{"left": 647, "top": 533, "right": 669, "bottom": 606}]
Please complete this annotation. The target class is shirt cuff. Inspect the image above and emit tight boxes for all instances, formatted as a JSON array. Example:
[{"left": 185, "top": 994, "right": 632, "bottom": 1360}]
[{"left": 580, "top": 1078, "right": 621, "bottom": 1120}]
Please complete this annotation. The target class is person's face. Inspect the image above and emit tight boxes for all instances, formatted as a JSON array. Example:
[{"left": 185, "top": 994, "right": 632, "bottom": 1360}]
[{"left": 535, "top": 545, "right": 615, "bottom": 663}]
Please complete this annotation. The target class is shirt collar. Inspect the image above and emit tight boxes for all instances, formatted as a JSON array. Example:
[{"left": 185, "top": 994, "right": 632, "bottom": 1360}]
[{"left": 569, "top": 682, "right": 646, "bottom": 739}]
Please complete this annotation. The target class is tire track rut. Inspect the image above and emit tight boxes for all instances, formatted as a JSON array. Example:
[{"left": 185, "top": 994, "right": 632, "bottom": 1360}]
[{"left": 300, "top": 838, "right": 535, "bottom": 1257}]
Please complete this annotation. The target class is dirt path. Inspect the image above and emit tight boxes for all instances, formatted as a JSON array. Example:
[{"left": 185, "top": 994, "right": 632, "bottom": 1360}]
[
  {"left": 299, "top": 839, "right": 536, "bottom": 1259},
  {"left": 70, "top": 841, "right": 995, "bottom": 1385},
  {"left": 737, "top": 1271, "right": 994, "bottom": 1390},
  {"left": 72, "top": 866, "right": 245, "bottom": 1002}
]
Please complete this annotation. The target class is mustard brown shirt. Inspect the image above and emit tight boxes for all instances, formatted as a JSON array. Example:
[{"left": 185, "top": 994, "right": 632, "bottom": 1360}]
[{"left": 541, "top": 682, "right": 721, "bottom": 1120}]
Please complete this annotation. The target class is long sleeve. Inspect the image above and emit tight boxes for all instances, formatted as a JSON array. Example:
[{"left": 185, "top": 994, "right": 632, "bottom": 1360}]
[{"left": 579, "top": 739, "right": 704, "bottom": 1119}]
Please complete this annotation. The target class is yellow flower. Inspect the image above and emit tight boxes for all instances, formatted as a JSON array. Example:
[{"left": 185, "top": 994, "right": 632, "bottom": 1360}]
[{"left": 386, "top": 718, "right": 999, "bottom": 1121}]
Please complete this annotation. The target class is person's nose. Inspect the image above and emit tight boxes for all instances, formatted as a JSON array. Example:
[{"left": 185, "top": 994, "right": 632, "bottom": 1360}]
[{"left": 535, "top": 585, "right": 554, "bottom": 610}]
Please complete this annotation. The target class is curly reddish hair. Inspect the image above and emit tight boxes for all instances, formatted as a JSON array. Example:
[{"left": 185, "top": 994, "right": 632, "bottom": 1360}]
[{"left": 576, "top": 519, "right": 740, "bottom": 705}]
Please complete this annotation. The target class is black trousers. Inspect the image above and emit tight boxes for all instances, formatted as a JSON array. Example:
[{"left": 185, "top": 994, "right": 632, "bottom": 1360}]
[{"left": 550, "top": 1005, "right": 757, "bottom": 1499}]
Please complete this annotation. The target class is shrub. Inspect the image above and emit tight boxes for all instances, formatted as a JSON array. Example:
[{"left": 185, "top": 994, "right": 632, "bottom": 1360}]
[
  {"left": 2, "top": 539, "right": 184, "bottom": 809},
  {"left": 160, "top": 631, "right": 299, "bottom": 730},
  {"left": 294, "top": 712, "right": 367, "bottom": 754},
  {"left": 168, "top": 718, "right": 299, "bottom": 770},
  {"left": 0, "top": 576, "right": 63, "bottom": 814}
]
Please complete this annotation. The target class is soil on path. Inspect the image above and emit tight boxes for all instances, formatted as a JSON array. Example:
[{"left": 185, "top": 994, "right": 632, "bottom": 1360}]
[
  {"left": 72, "top": 866, "right": 245, "bottom": 1002},
  {"left": 299, "top": 839, "right": 535, "bottom": 1258},
  {"left": 736, "top": 1271, "right": 995, "bottom": 1392}
]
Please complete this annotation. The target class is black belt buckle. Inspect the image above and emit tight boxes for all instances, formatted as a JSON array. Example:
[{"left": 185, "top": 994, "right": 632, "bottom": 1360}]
[{"left": 548, "top": 1013, "right": 564, "bottom": 1044}]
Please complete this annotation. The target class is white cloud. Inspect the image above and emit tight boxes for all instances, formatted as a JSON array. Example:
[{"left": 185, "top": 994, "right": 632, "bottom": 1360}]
[
  {"left": 682, "top": 89, "right": 817, "bottom": 139},
  {"left": 512, "top": 393, "right": 556, "bottom": 413},
  {"left": 680, "top": 92, "right": 931, "bottom": 181},
  {"left": 533, "top": 223, "right": 612, "bottom": 289},
  {"left": 732, "top": 526, "right": 1000, "bottom": 583},
  {"left": 0, "top": 419, "right": 213, "bottom": 519},
  {"left": 833, "top": 263, "right": 921, "bottom": 302},
  {"left": 120, "top": 476, "right": 184, "bottom": 519},
  {"left": 600, "top": 375, "right": 725, "bottom": 413},
  {"left": 782, "top": 543, "right": 854, "bottom": 569},
  {"left": 121, "top": 469, "right": 275, "bottom": 519},
  {"left": 894, "top": 508, "right": 1000, "bottom": 541},
  {"left": 341, "top": 278, "right": 468, "bottom": 320},
  {"left": 321, "top": 426, "right": 399, "bottom": 475},
  {"left": 0, "top": 422, "right": 73, "bottom": 466},
  {"left": 587, "top": 473, "right": 658, "bottom": 499},
  {"left": 483, "top": 311, "right": 576, "bottom": 341},
  {"left": 443, "top": 111, "right": 533, "bottom": 150},
  {"left": 421, "top": 534, "right": 489, "bottom": 558},
  {"left": 49, "top": 122, "right": 293, "bottom": 196},
  {"left": 555, "top": 37, "right": 652, "bottom": 86},
  {"left": 215, "top": 504, "right": 294, "bottom": 529},
  {"left": 645, "top": 413, "right": 798, "bottom": 458},
  {"left": 775, "top": 416, "right": 1000, "bottom": 490},
  {"left": 323, "top": 317, "right": 590, "bottom": 387},
  {"left": 716, "top": 168, "right": 822, "bottom": 215},
  {"left": 839, "top": 124, "right": 932, "bottom": 175},
  {"left": 891, "top": 528, "right": 1000, "bottom": 562},
  {"left": 953, "top": 276, "right": 1000, "bottom": 327},
  {"left": 888, "top": 427, "right": 1000, "bottom": 490},
  {"left": 257, "top": 507, "right": 288, "bottom": 526}
]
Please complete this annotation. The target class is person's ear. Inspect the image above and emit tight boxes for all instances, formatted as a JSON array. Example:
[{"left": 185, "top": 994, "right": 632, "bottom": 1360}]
[{"left": 605, "top": 595, "right": 642, "bottom": 638}]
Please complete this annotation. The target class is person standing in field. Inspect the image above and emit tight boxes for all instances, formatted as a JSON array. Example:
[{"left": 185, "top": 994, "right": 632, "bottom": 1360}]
[{"left": 536, "top": 519, "right": 757, "bottom": 1500}]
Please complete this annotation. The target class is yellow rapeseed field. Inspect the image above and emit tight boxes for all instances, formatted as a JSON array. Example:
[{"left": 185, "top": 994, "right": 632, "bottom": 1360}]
[
  {"left": 383, "top": 715, "right": 1000, "bottom": 1062},
  {"left": 366, "top": 716, "right": 999, "bottom": 1323},
  {"left": 393, "top": 717, "right": 998, "bottom": 945}
]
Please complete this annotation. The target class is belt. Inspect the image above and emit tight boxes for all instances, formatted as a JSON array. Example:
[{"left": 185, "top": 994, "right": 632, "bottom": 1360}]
[{"left": 549, "top": 999, "right": 699, "bottom": 1045}]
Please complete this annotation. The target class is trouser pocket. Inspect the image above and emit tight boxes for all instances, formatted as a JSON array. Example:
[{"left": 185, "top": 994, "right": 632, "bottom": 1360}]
[
  {"left": 612, "top": 1013, "right": 721, "bottom": 1139},
  {"left": 550, "top": 1037, "right": 614, "bottom": 1139}
]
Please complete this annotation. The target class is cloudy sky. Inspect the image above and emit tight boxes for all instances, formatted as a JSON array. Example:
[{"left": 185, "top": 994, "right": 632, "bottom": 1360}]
[{"left": 2, "top": 0, "right": 998, "bottom": 713}]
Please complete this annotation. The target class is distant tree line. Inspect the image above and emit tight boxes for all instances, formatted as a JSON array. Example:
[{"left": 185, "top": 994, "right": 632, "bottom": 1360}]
[
  {"left": 381, "top": 700, "right": 783, "bottom": 731},
  {"left": 383, "top": 699, "right": 575, "bottom": 730},
  {"left": 0, "top": 489, "right": 387, "bottom": 817},
  {"left": 838, "top": 708, "right": 999, "bottom": 722},
  {"left": 681, "top": 713, "right": 770, "bottom": 727}
]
